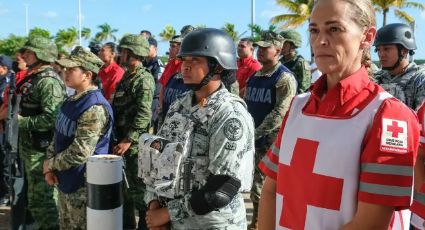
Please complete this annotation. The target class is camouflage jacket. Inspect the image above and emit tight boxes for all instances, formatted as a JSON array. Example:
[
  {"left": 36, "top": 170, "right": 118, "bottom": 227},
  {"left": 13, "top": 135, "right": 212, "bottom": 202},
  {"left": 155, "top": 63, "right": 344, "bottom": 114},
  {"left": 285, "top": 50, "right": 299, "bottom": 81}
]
[
  {"left": 252, "top": 63, "right": 297, "bottom": 142},
  {"left": 112, "top": 64, "right": 154, "bottom": 143},
  {"left": 46, "top": 88, "right": 109, "bottom": 171},
  {"left": 374, "top": 62, "right": 425, "bottom": 110},
  {"left": 281, "top": 54, "right": 311, "bottom": 94},
  {"left": 147, "top": 85, "right": 255, "bottom": 229},
  {"left": 18, "top": 65, "right": 66, "bottom": 131}
]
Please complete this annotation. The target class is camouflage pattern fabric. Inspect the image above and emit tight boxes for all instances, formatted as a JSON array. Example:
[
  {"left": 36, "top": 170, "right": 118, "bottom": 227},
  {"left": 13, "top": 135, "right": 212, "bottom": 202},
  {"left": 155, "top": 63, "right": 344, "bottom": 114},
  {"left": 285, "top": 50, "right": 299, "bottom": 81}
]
[
  {"left": 112, "top": 63, "right": 154, "bottom": 228},
  {"left": 58, "top": 187, "right": 87, "bottom": 230},
  {"left": 56, "top": 46, "right": 104, "bottom": 74},
  {"left": 46, "top": 88, "right": 109, "bottom": 169},
  {"left": 253, "top": 63, "right": 297, "bottom": 141},
  {"left": 254, "top": 31, "right": 285, "bottom": 49},
  {"left": 23, "top": 36, "right": 58, "bottom": 63},
  {"left": 280, "top": 54, "right": 311, "bottom": 93},
  {"left": 145, "top": 85, "right": 255, "bottom": 229},
  {"left": 280, "top": 30, "right": 302, "bottom": 48},
  {"left": 374, "top": 62, "right": 425, "bottom": 110},
  {"left": 18, "top": 65, "right": 66, "bottom": 229},
  {"left": 119, "top": 34, "right": 150, "bottom": 57}
]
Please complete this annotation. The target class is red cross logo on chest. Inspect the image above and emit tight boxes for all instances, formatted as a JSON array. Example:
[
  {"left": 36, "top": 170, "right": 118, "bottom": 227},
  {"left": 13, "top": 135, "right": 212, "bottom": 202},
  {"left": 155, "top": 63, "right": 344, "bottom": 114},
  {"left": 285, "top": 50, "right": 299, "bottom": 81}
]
[
  {"left": 387, "top": 120, "right": 404, "bottom": 138},
  {"left": 277, "top": 138, "right": 344, "bottom": 229}
]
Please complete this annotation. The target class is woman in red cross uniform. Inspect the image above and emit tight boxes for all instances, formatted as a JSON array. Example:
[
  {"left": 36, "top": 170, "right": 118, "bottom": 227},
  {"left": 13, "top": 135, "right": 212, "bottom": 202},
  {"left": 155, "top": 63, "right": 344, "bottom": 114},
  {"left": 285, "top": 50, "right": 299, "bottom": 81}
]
[{"left": 257, "top": 0, "right": 420, "bottom": 229}]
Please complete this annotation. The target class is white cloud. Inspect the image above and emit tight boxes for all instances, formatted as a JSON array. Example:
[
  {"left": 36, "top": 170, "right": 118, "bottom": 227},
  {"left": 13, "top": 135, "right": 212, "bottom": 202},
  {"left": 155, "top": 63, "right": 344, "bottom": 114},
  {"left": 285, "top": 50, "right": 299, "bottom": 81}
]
[
  {"left": 42, "top": 11, "right": 58, "bottom": 19},
  {"left": 421, "top": 11, "right": 425, "bottom": 20},
  {"left": 142, "top": 4, "right": 153, "bottom": 12}
]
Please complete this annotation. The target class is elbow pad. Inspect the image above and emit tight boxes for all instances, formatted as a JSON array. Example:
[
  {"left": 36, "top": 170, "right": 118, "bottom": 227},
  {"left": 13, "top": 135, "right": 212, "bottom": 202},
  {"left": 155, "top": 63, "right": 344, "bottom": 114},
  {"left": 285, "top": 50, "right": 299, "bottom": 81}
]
[{"left": 189, "top": 174, "right": 241, "bottom": 215}]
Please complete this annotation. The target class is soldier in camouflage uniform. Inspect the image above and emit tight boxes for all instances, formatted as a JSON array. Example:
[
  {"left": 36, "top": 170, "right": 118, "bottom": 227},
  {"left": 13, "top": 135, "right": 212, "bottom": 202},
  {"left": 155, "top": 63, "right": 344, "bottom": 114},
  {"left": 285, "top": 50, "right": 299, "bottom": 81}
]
[
  {"left": 18, "top": 35, "right": 66, "bottom": 229},
  {"left": 142, "top": 28, "right": 255, "bottom": 230},
  {"left": 246, "top": 31, "right": 297, "bottom": 230},
  {"left": 112, "top": 34, "right": 155, "bottom": 230},
  {"left": 42, "top": 46, "right": 113, "bottom": 230},
  {"left": 374, "top": 23, "right": 425, "bottom": 110},
  {"left": 279, "top": 30, "right": 311, "bottom": 94}
]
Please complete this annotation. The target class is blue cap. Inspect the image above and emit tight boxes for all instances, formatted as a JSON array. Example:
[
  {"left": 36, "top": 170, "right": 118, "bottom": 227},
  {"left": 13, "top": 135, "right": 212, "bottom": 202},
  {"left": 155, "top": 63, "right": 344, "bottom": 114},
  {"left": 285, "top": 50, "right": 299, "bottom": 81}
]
[{"left": 0, "top": 56, "right": 13, "bottom": 70}]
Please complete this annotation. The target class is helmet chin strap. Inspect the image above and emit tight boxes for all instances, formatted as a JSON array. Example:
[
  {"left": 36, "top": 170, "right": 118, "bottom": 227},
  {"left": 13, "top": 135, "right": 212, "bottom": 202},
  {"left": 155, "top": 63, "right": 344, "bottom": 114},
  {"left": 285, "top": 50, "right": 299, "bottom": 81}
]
[{"left": 184, "top": 61, "right": 219, "bottom": 92}]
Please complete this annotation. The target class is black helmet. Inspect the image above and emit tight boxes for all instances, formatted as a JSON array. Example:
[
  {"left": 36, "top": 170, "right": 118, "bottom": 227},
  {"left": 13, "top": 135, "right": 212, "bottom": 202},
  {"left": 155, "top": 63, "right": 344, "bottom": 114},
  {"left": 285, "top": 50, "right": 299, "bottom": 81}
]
[
  {"left": 177, "top": 28, "right": 237, "bottom": 70},
  {"left": 374, "top": 23, "right": 416, "bottom": 50}
]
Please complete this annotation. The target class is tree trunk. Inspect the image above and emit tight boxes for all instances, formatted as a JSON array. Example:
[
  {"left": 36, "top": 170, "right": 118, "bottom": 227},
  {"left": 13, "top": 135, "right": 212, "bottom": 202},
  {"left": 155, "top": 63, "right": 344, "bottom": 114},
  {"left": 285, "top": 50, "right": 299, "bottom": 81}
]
[{"left": 383, "top": 9, "right": 388, "bottom": 26}]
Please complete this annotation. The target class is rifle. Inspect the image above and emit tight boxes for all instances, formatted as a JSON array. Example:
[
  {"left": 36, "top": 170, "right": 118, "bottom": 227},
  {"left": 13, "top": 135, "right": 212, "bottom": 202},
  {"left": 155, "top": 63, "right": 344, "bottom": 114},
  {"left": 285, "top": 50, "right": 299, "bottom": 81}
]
[{"left": 4, "top": 72, "right": 22, "bottom": 229}]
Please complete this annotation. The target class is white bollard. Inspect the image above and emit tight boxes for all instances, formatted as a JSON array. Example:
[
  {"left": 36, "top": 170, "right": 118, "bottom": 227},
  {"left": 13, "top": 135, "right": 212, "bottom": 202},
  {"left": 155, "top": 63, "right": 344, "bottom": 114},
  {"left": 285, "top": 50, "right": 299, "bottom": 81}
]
[{"left": 87, "top": 155, "right": 123, "bottom": 230}]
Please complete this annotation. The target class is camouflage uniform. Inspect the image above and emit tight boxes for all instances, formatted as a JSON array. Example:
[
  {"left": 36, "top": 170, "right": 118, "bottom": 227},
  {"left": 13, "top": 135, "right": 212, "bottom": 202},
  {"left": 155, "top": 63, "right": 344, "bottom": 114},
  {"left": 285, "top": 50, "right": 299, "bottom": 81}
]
[
  {"left": 112, "top": 34, "right": 155, "bottom": 229},
  {"left": 248, "top": 32, "right": 298, "bottom": 229},
  {"left": 146, "top": 85, "right": 255, "bottom": 229},
  {"left": 374, "top": 62, "right": 425, "bottom": 110},
  {"left": 18, "top": 36, "right": 65, "bottom": 229},
  {"left": 280, "top": 54, "right": 311, "bottom": 93},
  {"left": 249, "top": 63, "right": 297, "bottom": 215},
  {"left": 280, "top": 30, "right": 311, "bottom": 94},
  {"left": 45, "top": 46, "right": 111, "bottom": 230}
]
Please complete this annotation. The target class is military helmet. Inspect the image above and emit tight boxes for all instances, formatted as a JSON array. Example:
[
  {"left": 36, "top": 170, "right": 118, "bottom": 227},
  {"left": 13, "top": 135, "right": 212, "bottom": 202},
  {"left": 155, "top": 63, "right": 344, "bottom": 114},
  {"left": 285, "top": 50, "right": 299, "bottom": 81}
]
[
  {"left": 177, "top": 28, "right": 237, "bottom": 70},
  {"left": 374, "top": 23, "right": 417, "bottom": 50},
  {"left": 180, "top": 25, "right": 195, "bottom": 38},
  {"left": 56, "top": 46, "right": 104, "bottom": 74},
  {"left": 280, "top": 30, "right": 302, "bottom": 48},
  {"left": 119, "top": 34, "right": 150, "bottom": 57},
  {"left": 22, "top": 36, "right": 58, "bottom": 62}
]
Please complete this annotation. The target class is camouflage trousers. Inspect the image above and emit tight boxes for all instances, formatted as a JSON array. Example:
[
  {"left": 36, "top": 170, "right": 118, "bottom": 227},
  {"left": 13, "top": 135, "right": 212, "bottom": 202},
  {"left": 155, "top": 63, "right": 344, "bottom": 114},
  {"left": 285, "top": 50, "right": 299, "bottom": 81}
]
[
  {"left": 249, "top": 147, "right": 267, "bottom": 221},
  {"left": 58, "top": 187, "right": 86, "bottom": 230},
  {"left": 19, "top": 136, "right": 59, "bottom": 230},
  {"left": 123, "top": 146, "right": 147, "bottom": 229}
]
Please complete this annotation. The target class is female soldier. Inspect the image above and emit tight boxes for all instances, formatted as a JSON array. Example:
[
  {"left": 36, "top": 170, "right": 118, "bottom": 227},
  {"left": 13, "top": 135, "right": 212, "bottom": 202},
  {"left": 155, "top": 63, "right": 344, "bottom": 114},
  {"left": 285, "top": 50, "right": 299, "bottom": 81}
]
[
  {"left": 43, "top": 46, "right": 113, "bottom": 229},
  {"left": 258, "top": 0, "right": 420, "bottom": 229}
]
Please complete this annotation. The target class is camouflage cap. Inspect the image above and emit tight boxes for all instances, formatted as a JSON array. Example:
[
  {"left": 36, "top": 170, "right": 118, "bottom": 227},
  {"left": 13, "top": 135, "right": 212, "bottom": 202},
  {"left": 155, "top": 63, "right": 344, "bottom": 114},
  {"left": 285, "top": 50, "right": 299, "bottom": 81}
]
[
  {"left": 280, "top": 30, "right": 302, "bottom": 48},
  {"left": 22, "top": 35, "right": 58, "bottom": 62},
  {"left": 254, "top": 31, "right": 284, "bottom": 49},
  {"left": 170, "top": 35, "right": 183, "bottom": 44},
  {"left": 56, "top": 46, "right": 104, "bottom": 74},
  {"left": 119, "top": 34, "right": 150, "bottom": 57},
  {"left": 180, "top": 25, "right": 195, "bottom": 38}
]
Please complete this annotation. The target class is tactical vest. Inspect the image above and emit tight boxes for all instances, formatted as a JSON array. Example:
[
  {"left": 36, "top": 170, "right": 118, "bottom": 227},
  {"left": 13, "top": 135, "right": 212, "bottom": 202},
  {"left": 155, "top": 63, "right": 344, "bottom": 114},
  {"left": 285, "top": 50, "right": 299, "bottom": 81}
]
[
  {"left": 162, "top": 73, "right": 189, "bottom": 118},
  {"left": 245, "top": 65, "right": 287, "bottom": 128},
  {"left": 54, "top": 90, "right": 114, "bottom": 193},
  {"left": 18, "top": 68, "right": 61, "bottom": 117}
]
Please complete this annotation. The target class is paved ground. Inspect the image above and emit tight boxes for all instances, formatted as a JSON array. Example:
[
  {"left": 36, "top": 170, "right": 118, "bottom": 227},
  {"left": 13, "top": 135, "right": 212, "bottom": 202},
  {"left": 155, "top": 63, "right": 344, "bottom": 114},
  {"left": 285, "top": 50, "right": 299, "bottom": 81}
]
[{"left": 0, "top": 193, "right": 254, "bottom": 229}]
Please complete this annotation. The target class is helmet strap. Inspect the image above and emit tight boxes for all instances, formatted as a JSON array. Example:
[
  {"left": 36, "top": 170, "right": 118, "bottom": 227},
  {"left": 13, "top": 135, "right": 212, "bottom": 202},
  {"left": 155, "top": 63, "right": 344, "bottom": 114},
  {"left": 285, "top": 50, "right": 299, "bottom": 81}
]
[
  {"left": 185, "top": 60, "right": 220, "bottom": 91},
  {"left": 382, "top": 45, "right": 403, "bottom": 71}
]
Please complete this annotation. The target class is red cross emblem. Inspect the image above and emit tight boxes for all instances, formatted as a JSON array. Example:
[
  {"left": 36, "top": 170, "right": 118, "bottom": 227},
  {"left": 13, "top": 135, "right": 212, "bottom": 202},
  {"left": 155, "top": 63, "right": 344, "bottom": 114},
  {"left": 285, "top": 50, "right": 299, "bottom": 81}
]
[
  {"left": 277, "top": 138, "right": 344, "bottom": 229},
  {"left": 387, "top": 120, "right": 404, "bottom": 138}
]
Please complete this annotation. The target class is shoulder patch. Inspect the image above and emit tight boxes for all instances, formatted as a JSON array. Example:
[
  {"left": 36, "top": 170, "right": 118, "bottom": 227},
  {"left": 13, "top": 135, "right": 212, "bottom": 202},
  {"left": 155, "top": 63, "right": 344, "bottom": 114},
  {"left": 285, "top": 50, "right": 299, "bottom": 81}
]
[
  {"left": 223, "top": 118, "right": 243, "bottom": 141},
  {"left": 380, "top": 118, "right": 408, "bottom": 153}
]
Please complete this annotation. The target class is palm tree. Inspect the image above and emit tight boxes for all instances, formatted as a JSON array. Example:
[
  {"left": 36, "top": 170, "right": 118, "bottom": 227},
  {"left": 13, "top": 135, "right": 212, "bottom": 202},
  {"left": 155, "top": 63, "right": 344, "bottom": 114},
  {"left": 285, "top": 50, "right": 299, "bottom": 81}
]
[
  {"left": 222, "top": 23, "right": 239, "bottom": 42},
  {"left": 55, "top": 27, "right": 78, "bottom": 49},
  {"left": 95, "top": 23, "right": 118, "bottom": 42},
  {"left": 373, "top": 0, "right": 425, "bottom": 26},
  {"left": 29, "top": 27, "right": 52, "bottom": 39},
  {"left": 159, "top": 25, "right": 176, "bottom": 41},
  {"left": 271, "top": 0, "right": 314, "bottom": 29},
  {"left": 81, "top": 27, "right": 91, "bottom": 40}
]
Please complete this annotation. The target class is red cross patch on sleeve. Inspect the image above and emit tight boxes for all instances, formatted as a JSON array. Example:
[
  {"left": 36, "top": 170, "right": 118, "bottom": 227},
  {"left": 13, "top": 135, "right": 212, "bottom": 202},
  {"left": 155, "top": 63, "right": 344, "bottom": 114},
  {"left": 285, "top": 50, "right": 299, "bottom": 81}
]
[{"left": 380, "top": 118, "right": 408, "bottom": 153}]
